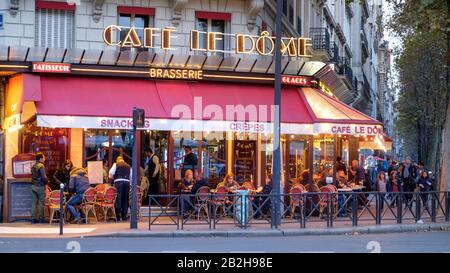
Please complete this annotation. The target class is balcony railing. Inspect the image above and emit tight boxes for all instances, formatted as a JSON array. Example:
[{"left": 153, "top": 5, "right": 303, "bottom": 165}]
[
  {"left": 360, "top": 27, "right": 369, "bottom": 59},
  {"left": 310, "top": 28, "right": 331, "bottom": 56},
  {"left": 363, "top": 72, "right": 371, "bottom": 93},
  {"left": 330, "top": 42, "right": 339, "bottom": 63},
  {"left": 337, "top": 57, "right": 353, "bottom": 87}
]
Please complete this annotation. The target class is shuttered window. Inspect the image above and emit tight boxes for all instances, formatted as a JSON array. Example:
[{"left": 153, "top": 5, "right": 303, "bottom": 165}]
[{"left": 35, "top": 8, "right": 74, "bottom": 48}]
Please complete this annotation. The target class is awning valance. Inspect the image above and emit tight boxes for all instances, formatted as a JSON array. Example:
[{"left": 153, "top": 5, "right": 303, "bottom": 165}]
[{"left": 10, "top": 74, "right": 382, "bottom": 135}]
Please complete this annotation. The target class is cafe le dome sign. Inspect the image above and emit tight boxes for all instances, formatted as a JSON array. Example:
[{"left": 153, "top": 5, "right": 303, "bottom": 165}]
[{"left": 103, "top": 25, "right": 313, "bottom": 58}]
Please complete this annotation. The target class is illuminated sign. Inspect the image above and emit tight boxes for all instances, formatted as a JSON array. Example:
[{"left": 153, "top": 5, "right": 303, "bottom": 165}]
[
  {"left": 103, "top": 25, "right": 312, "bottom": 58},
  {"left": 32, "top": 62, "right": 71, "bottom": 73},
  {"left": 330, "top": 125, "right": 382, "bottom": 135},
  {"left": 281, "top": 76, "right": 311, "bottom": 86},
  {"left": 149, "top": 68, "right": 203, "bottom": 80}
]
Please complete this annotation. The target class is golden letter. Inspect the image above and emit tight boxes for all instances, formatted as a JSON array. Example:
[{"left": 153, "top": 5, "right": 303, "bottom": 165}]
[
  {"left": 103, "top": 25, "right": 121, "bottom": 46},
  {"left": 236, "top": 34, "right": 255, "bottom": 54},
  {"left": 121, "top": 27, "right": 142, "bottom": 47},
  {"left": 144, "top": 28, "right": 159, "bottom": 48},
  {"left": 207, "top": 32, "right": 223, "bottom": 51},
  {"left": 297, "top": 38, "right": 313, "bottom": 57},
  {"left": 162, "top": 27, "right": 176, "bottom": 50},
  {"left": 281, "top": 37, "right": 297, "bottom": 57},
  {"left": 256, "top": 31, "right": 274, "bottom": 56}
]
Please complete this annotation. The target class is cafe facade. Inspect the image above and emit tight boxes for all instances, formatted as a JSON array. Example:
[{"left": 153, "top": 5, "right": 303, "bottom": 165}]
[{"left": 0, "top": 1, "right": 389, "bottom": 221}]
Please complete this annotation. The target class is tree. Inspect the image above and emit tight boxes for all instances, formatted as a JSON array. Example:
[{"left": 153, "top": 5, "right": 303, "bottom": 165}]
[
  {"left": 386, "top": 0, "right": 450, "bottom": 191},
  {"left": 395, "top": 31, "right": 447, "bottom": 178}
]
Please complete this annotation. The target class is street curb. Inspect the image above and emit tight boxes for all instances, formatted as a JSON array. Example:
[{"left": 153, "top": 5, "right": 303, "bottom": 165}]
[{"left": 88, "top": 222, "right": 450, "bottom": 238}]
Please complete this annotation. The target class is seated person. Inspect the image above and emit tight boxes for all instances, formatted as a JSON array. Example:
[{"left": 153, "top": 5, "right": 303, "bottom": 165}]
[
  {"left": 180, "top": 175, "right": 209, "bottom": 218},
  {"left": 336, "top": 170, "right": 349, "bottom": 189},
  {"left": 222, "top": 173, "right": 239, "bottom": 192},
  {"left": 253, "top": 174, "right": 273, "bottom": 218},
  {"left": 176, "top": 169, "right": 195, "bottom": 194},
  {"left": 299, "top": 170, "right": 310, "bottom": 186},
  {"left": 319, "top": 168, "right": 334, "bottom": 188},
  {"left": 66, "top": 168, "right": 90, "bottom": 224}
]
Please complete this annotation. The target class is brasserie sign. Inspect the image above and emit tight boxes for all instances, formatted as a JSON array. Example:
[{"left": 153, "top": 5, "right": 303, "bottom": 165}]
[{"left": 103, "top": 25, "right": 312, "bottom": 58}]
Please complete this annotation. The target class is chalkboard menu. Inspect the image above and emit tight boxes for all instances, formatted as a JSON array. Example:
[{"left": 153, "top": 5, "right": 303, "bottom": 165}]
[
  {"left": 233, "top": 140, "right": 256, "bottom": 183},
  {"left": 20, "top": 122, "right": 69, "bottom": 185},
  {"left": 8, "top": 179, "right": 32, "bottom": 221}
]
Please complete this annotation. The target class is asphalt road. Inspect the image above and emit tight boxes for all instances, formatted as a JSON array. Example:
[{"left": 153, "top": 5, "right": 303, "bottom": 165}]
[{"left": 1, "top": 231, "right": 450, "bottom": 253}]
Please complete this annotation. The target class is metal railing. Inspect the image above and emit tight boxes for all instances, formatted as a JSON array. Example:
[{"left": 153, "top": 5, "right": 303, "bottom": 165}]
[
  {"left": 337, "top": 57, "right": 353, "bottom": 86},
  {"left": 330, "top": 42, "right": 339, "bottom": 63},
  {"left": 309, "top": 28, "right": 331, "bottom": 56},
  {"left": 148, "top": 191, "right": 450, "bottom": 230}
]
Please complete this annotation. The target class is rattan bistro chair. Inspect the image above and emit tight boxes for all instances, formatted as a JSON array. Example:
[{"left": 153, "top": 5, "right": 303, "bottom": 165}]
[
  {"left": 212, "top": 186, "right": 228, "bottom": 217},
  {"left": 48, "top": 190, "right": 65, "bottom": 224},
  {"left": 80, "top": 187, "right": 98, "bottom": 224},
  {"left": 195, "top": 186, "right": 211, "bottom": 220},
  {"left": 289, "top": 187, "right": 304, "bottom": 218},
  {"left": 97, "top": 186, "right": 118, "bottom": 222}
]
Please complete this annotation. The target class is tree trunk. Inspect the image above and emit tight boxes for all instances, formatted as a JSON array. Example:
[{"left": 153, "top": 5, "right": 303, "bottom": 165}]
[{"left": 438, "top": 28, "right": 450, "bottom": 192}]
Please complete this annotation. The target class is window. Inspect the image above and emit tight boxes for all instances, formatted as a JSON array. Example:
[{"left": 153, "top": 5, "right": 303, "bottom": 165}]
[
  {"left": 196, "top": 18, "right": 226, "bottom": 56},
  {"left": 289, "top": 3, "right": 294, "bottom": 24},
  {"left": 35, "top": 8, "right": 74, "bottom": 48},
  {"left": 84, "top": 129, "right": 133, "bottom": 168},
  {"left": 119, "top": 12, "right": 153, "bottom": 52}
]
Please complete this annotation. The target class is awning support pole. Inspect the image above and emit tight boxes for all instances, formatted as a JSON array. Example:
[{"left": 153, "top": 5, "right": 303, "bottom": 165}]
[{"left": 272, "top": 0, "right": 283, "bottom": 228}]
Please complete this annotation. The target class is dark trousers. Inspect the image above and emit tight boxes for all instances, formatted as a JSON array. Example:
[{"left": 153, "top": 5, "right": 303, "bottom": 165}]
[
  {"left": 31, "top": 185, "right": 45, "bottom": 221},
  {"left": 114, "top": 181, "right": 130, "bottom": 221},
  {"left": 148, "top": 175, "right": 160, "bottom": 196}
]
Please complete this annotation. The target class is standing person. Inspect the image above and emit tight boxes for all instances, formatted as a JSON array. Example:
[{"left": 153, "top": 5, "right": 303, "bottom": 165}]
[
  {"left": 144, "top": 148, "right": 160, "bottom": 198},
  {"left": 365, "top": 155, "right": 377, "bottom": 188},
  {"left": 31, "top": 152, "right": 48, "bottom": 224},
  {"left": 109, "top": 156, "right": 132, "bottom": 222},
  {"left": 53, "top": 160, "right": 74, "bottom": 191},
  {"left": 418, "top": 171, "right": 432, "bottom": 205},
  {"left": 66, "top": 168, "right": 90, "bottom": 224},
  {"left": 400, "top": 157, "right": 417, "bottom": 203},
  {"left": 390, "top": 170, "right": 400, "bottom": 208},
  {"left": 375, "top": 171, "right": 392, "bottom": 211},
  {"left": 181, "top": 146, "right": 197, "bottom": 178}
]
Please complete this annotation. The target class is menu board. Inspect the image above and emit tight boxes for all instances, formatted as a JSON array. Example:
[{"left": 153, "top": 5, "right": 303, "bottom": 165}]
[
  {"left": 87, "top": 161, "right": 104, "bottom": 184},
  {"left": 8, "top": 180, "right": 32, "bottom": 221},
  {"left": 233, "top": 140, "right": 256, "bottom": 183},
  {"left": 20, "top": 122, "right": 70, "bottom": 184}
]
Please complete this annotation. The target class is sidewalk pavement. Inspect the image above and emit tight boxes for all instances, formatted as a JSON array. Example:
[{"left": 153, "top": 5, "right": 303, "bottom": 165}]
[{"left": 0, "top": 220, "right": 449, "bottom": 238}]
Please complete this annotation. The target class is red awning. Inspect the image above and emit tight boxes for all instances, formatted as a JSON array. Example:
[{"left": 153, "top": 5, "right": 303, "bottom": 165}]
[
  {"left": 20, "top": 75, "right": 383, "bottom": 134},
  {"left": 35, "top": 75, "right": 315, "bottom": 123}
]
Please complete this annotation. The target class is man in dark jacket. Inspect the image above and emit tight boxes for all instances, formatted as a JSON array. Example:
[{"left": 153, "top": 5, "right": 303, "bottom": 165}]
[
  {"left": 109, "top": 156, "right": 132, "bottom": 221},
  {"left": 67, "top": 168, "right": 90, "bottom": 224},
  {"left": 31, "top": 152, "right": 48, "bottom": 224},
  {"left": 181, "top": 146, "right": 197, "bottom": 178}
]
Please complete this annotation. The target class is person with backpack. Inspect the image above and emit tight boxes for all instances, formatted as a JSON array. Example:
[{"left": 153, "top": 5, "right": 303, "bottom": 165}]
[{"left": 31, "top": 152, "right": 48, "bottom": 224}]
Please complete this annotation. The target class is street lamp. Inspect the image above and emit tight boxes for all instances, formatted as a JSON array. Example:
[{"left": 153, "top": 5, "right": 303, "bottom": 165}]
[{"left": 272, "top": 0, "right": 283, "bottom": 228}]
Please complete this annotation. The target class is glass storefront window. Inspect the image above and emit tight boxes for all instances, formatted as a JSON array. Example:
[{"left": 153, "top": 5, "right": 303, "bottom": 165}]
[
  {"left": 234, "top": 133, "right": 257, "bottom": 184},
  {"left": 202, "top": 132, "right": 226, "bottom": 185},
  {"left": 173, "top": 131, "right": 201, "bottom": 181},
  {"left": 313, "top": 135, "right": 335, "bottom": 179},
  {"left": 111, "top": 130, "right": 133, "bottom": 165},
  {"left": 288, "top": 135, "right": 308, "bottom": 180},
  {"left": 84, "top": 129, "right": 110, "bottom": 165},
  {"left": 20, "top": 121, "right": 70, "bottom": 187},
  {"left": 84, "top": 129, "right": 133, "bottom": 168}
]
